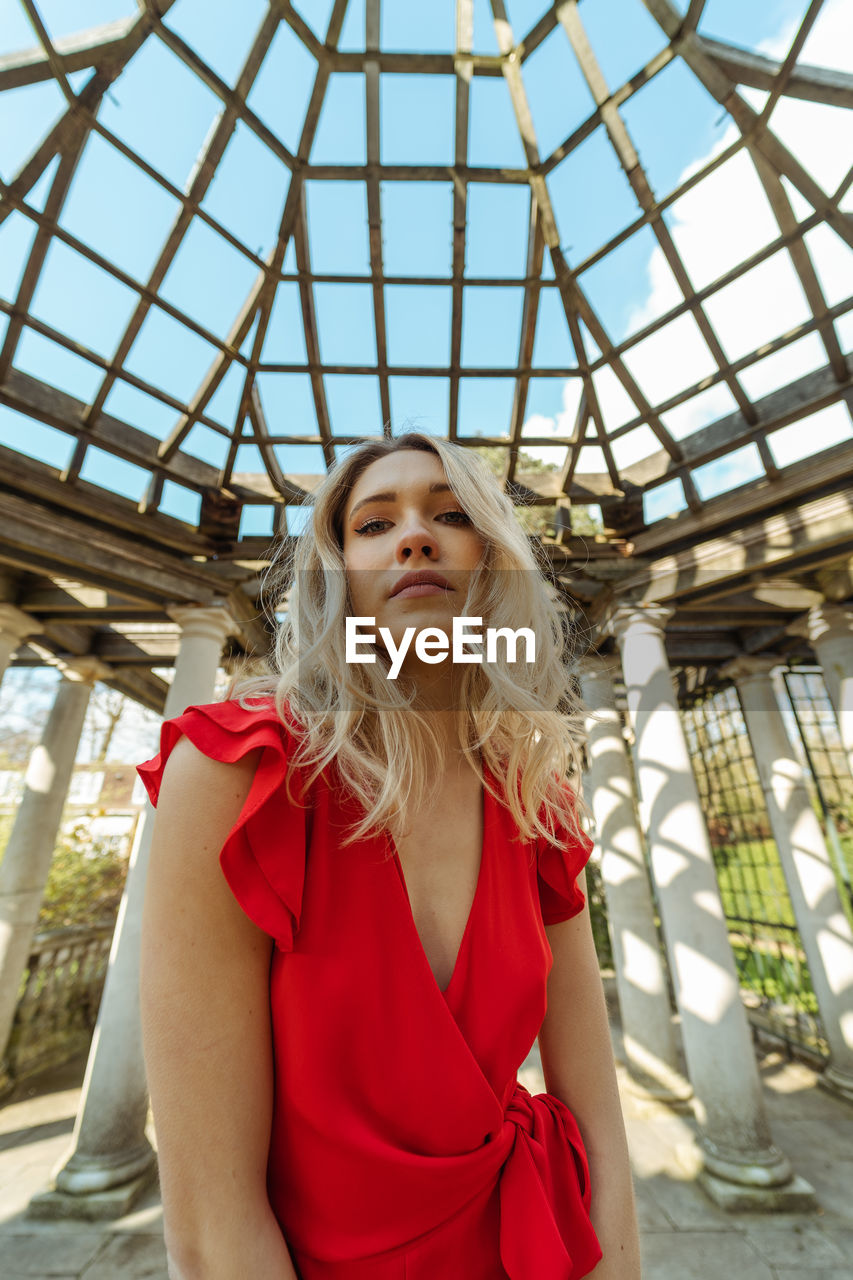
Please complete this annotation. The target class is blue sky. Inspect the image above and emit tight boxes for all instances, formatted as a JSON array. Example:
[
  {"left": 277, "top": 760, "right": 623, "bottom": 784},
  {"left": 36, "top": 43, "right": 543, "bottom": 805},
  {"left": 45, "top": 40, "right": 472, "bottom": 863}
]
[{"left": 1, "top": 0, "right": 850, "bottom": 536}]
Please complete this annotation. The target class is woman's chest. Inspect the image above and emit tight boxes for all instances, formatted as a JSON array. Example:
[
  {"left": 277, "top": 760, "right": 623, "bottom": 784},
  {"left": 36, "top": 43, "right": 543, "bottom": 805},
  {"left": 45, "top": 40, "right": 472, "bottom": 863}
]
[
  {"left": 390, "top": 775, "right": 485, "bottom": 994},
  {"left": 272, "top": 781, "right": 554, "bottom": 1098}
]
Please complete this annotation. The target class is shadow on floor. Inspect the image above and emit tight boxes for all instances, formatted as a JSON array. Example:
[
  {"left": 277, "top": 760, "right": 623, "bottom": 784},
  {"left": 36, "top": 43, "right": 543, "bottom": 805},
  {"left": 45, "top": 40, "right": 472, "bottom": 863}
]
[{"left": 1, "top": 1040, "right": 852, "bottom": 1279}]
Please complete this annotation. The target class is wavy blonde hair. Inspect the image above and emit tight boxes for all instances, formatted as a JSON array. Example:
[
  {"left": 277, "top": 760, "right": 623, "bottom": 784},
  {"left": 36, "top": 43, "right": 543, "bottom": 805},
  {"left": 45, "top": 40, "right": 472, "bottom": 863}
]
[{"left": 234, "top": 433, "right": 590, "bottom": 853}]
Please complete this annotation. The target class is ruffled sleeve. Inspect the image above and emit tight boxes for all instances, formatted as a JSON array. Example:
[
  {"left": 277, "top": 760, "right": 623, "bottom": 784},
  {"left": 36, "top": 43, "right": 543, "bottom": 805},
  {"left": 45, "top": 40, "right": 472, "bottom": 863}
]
[
  {"left": 536, "top": 783, "right": 594, "bottom": 926},
  {"left": 136, "top": 697, "right": 309, "bottom": 951}
]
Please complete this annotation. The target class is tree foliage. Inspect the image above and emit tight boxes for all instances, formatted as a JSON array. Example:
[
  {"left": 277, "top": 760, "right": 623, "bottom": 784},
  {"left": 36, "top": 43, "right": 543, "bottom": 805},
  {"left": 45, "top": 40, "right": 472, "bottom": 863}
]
[
  {"left": 469, "top": 442, "right": 603, "bottom": 539},
  {"left": 37, "top": 821, "right": 130, "bottom": 930}
]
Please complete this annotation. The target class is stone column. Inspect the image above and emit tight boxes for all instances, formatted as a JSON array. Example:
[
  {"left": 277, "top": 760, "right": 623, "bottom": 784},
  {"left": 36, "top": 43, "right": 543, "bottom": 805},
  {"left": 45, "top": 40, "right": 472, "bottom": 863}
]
[
  {"left": 608, "top": 605, "right": 812, "bottom": 1209},
  {"left": 807, "top": 603, "right": 853, "bottom": 779},
  {"left": 579, "top": 654, "right": 691, "bottom": 1102},
  {"left": 722, "top": 656, "right": 853, "bottom": 1103},
  {"left": 34, "top": 605, "right": 238, "bottom": 1218},
  {"left": 0, "top": 603, "right": 34, "bottom": 684},
  {"left": 0, "top": 659, "right": 106, "bottom": 1081}
]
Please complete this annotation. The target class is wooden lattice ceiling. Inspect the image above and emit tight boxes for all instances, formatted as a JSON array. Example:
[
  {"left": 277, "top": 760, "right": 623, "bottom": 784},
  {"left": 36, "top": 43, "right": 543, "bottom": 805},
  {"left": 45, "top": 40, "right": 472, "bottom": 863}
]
[{"left": 0, "top": 0, "right": 851, "bottom": 708}]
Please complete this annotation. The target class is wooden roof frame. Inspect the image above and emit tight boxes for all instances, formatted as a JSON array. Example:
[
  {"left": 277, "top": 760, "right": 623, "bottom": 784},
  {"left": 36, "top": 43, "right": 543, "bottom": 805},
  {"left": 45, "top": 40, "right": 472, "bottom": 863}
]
[{"left": 0, "top": 0, "right": 851, "bottom": 704}]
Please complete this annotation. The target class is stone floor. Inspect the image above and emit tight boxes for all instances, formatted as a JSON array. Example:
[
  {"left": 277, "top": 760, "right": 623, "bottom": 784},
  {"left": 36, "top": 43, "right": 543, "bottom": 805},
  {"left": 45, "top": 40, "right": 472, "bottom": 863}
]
[{"left": 1, "top": 1036, "right": 852, "bottom": 1279}]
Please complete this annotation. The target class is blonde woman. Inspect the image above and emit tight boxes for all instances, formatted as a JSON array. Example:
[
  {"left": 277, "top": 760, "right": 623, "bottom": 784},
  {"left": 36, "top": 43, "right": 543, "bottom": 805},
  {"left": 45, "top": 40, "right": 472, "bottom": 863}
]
[{"left": 138, "top": 433, "right": 641, "bottom": 1280}]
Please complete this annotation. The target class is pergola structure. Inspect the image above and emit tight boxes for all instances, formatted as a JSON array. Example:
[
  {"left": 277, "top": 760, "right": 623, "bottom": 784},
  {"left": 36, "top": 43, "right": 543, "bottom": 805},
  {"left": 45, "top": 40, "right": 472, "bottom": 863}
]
[
  {"left": 1, "top": 0, "right": 853, "bottom": 1229},
  {"left": 0, "top": 0, "right": 851, "bottom": 708}
]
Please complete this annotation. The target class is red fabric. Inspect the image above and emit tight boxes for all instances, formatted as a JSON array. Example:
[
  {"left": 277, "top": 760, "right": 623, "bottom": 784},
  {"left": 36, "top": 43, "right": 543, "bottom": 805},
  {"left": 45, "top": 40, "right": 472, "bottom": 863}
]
[{"left": 138, "top": 697, "right": 602, "bottom": 1280}]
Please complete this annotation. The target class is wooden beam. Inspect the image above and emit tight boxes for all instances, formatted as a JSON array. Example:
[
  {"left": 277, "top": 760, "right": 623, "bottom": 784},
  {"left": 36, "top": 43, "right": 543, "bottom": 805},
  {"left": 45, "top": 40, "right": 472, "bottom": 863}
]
[
  {"left": 0, "top": 17, "right": 136, "bottom": 91},
  {"left": 617, "top": 487, "right": 853, "bottom": 607},
  {"left": 640, "top": 436, "right": 853, "bottom": 556},
  {"left": 0, "top": 489, "right": 233, "bottom": 607},
  {"left": 557, "top": 0, "right": 754, "bottom": 473},
  {"left": 226, "top": 0, "right": 344, "bottom": 487},
  {"left": 665, "top": 637, "right": 741, "bottom": 660},
  {"left": 642, "top": 0, "right": 853, "bottom": 253},
  {"left": 150, "top": 18, "right": 297, "bottom": 171},
  {"left": 506, "top": 198, "right": 545, "bottom": 484},
  {"left": 0, "top": 368, "right": 308, "bottom": 504},
  {"left": 624, "top": 358, "right": 853, "bottom": 489},
  {"left": 0, "top": 4, "right": 171, "bottom": 228},
  {"left": 0, "top": 441, "right": 212, "bottom": 554},
  {"left": 448, "top": 0, "right": 474, "bottom": 441},
  {"left": 0, "top": 146, "right": 86, "bottom": 381},
  {"left": 1, "top": 178, "right": 256, "bottom": 370},
  {"left": 92, "top": 630, "right": 185, "bottom": 663},
  {"left": 487, "top": 0, "right": 631, "bottom": 486},
  {"left": 104, "top": 665, "right": 171, "bottom": 714},
  {"left": 292, "top": 195, "right": 334, "bottom": 467},
  {"left": 680, "top": 0, "right": 706, "bottom": 35},
  {"left": 749, "top": 147, "right": 847, "bottom": 381},
  {"left": 84, "top": 6, "right": 282, "bottom": 431},
  {"left": 696, "top": 32, "right": 853, "bottom": 110},
  {"left": 365, "top": 0, "right": 392, "bottom": 434}
]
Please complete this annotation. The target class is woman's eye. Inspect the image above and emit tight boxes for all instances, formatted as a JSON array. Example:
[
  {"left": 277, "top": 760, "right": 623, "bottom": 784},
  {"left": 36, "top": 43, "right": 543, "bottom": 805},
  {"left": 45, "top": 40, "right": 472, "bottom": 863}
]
[
  {"left": 350, "top": 506, "right": 468, "bottom": 532},
  {"left": 354, "top": 518, "right": 388, "bottom": 535}
]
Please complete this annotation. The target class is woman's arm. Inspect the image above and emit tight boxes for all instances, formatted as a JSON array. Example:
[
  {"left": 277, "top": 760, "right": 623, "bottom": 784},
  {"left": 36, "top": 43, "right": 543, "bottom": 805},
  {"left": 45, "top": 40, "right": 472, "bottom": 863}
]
[
  {"left": 140, "top": 735, "right": 299, "bottom": 1280},
  {"left": 538, "top": 871, "right": 642, "bottom": 1280}
]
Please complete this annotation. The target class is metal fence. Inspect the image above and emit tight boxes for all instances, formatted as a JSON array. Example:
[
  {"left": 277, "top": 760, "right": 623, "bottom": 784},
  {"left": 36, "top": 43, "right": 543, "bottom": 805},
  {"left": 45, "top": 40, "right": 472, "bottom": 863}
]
[
  {"left": 680, "top": 681, "right": 828, "bottom": 1062},
  {"left": 781, "top": 665, "right": 853, "bottom": 921}
]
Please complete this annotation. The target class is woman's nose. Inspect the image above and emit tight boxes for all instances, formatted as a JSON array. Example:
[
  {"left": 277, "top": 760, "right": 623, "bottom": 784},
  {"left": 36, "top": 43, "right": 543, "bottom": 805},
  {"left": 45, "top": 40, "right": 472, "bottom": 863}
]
[{"left": 395, "top": 518, "right": 439, "bottom": 560}]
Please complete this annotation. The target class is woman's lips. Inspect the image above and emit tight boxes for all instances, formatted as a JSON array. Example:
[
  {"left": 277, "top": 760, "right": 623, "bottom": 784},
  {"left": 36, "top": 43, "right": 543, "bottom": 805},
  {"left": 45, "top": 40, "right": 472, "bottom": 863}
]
[{"left": 392, "top": 583, "right": 452, "bottom": 599}]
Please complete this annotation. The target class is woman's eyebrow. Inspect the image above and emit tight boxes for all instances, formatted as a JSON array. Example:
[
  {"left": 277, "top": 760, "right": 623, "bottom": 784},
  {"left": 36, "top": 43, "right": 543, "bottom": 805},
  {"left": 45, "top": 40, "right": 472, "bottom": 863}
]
[{"left": 348, "top": 482, "right": 453, "bottom": 522}]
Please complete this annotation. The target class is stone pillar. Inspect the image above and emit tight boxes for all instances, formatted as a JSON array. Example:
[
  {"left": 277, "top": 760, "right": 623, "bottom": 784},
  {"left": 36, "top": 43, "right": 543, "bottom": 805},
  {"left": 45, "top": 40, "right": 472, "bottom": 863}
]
[
  {"left": 0, "top": 603, "right": 34, "bottom": 684},
  {"left": 722, "top": 656, "right": 853, "bottom": 1103},
  {"left": 608, "top": 605, "right": 812, "bottom": 1209},
  {"left": 807, "top": 603, "right": 853, "bottom": 779},
  {"left": 579, "top": 654, "right": 691, "bottom": 1102},
  {"left": 0, "top": 659, "right": 106, "bottom": 1081},
  {"left": 33, "top": 606, "right": 238, "bottom": 1218}
]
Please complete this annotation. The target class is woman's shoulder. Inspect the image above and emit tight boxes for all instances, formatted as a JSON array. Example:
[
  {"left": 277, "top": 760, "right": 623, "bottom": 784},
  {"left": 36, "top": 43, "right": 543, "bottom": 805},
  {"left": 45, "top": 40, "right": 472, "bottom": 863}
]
[
  {"left": 137, "top": 696, "right": 303, "bottom": 807},
  {"left": 139, "top": 696, "right": 310, "bottom": 948},
  {"left": 170, "top": 695, "right": 303, "bottom": 753}
]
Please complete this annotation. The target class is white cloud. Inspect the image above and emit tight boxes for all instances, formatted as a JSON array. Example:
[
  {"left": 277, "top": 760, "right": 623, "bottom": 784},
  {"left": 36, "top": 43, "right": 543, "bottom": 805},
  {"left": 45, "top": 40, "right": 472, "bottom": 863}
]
[
  {"left": 522, "top": 0, "right": 852, "bottom": 518},
  {"left": 766, "top": 401, "right": 853, "bottom": 468}
]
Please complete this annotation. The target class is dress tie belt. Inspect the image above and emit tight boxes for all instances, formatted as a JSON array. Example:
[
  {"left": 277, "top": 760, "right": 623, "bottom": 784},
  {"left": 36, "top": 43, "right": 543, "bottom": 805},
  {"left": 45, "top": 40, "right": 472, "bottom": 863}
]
[{"left": 497, "top": 1082, "right": 601, "bottom": 1280}]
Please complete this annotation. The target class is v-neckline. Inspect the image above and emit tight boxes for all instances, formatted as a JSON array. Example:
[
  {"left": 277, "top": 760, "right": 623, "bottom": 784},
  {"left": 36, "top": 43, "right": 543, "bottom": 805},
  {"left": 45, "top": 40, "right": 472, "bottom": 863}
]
[{"left": 386, "top": 764, "right": 491, "bottom": 1001}]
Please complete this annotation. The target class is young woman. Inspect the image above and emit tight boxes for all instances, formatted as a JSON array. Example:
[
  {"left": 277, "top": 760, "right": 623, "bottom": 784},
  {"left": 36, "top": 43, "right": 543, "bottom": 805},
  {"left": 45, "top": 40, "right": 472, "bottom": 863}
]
[{"left": 138, "top": 433, "right": 641, "bottom": 1280}]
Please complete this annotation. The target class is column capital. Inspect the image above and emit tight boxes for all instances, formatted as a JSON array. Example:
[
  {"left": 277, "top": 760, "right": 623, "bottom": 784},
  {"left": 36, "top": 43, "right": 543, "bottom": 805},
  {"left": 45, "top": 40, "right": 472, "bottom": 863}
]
[
  {"left": 604, "top": 602, "right": 673, "bottom": 644},
  {"left": 61, "top": 656, "right": 112, "bottom": 685},
  {"left": 806, "top": 602, "right": 853, "bottom": 648},
  {"left": 167, "top": 603, "right": 239, "bottom": 646},
  {"left": 0, "top": 603, "right": 35, "bottom": 644},
  {"left": 719, "top": 655, "right": 778, "bottom": 688}
]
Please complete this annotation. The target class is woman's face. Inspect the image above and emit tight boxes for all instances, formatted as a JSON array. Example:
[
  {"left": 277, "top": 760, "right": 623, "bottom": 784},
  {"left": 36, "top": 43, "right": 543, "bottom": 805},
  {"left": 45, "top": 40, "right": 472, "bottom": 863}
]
[{"left": 341, "top": 450, "right": 486, "bottom": 660}]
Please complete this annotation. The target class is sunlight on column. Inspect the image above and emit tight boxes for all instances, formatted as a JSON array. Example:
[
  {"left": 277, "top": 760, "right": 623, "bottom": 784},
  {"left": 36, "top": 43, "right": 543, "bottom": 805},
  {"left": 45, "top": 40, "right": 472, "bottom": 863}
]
[
  {"left": 622, "top": 930, "right": 666, "bottom": 997},
  {"left": 674, "top": 944, "right": 739, "bottom": 1025},
  {"left": 24, "top": 745, "right": 55, "bottom": 795}
]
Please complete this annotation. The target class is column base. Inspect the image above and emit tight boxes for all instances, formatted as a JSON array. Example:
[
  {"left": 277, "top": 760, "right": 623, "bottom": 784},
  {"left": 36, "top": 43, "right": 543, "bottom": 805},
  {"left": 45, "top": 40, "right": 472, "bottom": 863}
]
[
  {"left": 818, "top": 1064, "right": 853, "bottom": 1105},
  {"left": 700, "top": 1135, "right": 793, "bottom": 1189},
  {"left": 620, "top": 1035, "right": 694, "bottom": 1106},
  {"left": 623, "top": 1073, "right": 694, "bottom": 1107},
  {"left": 622, "top": 1060, "right": 693, "bottom": 1108},
  {"left": 697, "top": 1168, "right": 818, "bottom": 1213},
  {"left": 28, "top": 1163, "right": 157, "bottom": 1222},
  {"left": 28, "top": 1140, "right": 158, "bottom": 1220},
  {"left": 52, "top": 1138, "right": 156, "bottom": 1195}
]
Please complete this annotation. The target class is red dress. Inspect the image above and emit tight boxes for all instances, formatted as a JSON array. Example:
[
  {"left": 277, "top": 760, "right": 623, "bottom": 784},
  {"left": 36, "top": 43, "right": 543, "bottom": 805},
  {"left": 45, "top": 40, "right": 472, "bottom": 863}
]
[{"left": 138, "top": 697, "right": 602, "bottom": 1280}]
